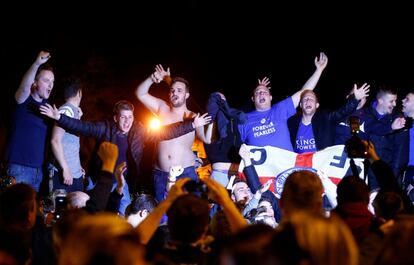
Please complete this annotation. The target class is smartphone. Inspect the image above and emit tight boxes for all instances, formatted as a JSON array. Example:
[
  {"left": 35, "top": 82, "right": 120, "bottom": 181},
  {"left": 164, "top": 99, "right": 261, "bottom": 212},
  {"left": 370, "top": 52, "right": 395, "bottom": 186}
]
[{"left": 54, "top": 196, "right": 68, "bottom": 220}]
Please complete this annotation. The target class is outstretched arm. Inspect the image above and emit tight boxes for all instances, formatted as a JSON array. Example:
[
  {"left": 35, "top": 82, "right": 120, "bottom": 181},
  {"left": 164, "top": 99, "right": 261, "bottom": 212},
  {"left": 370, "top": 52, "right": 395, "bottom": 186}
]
[
  {"left": 135, "top": 64, "right": 170, "bottom": 114},
  {"left": 15, "top": 51, "right": 51, "bottom": 103},
  {"left": 291, "top": 52, "right": 328, "bottom": 107},
  {"left": 328, "top": 83, "right": 370, "bottom": 123},
  {"left": 40, "top": 103, "right": 106, "bottom": 138}
]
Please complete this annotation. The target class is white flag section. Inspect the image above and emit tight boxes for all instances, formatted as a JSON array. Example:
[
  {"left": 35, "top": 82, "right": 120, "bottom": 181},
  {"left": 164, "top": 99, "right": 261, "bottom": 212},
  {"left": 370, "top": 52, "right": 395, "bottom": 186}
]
[{"left": 238, "top": 145, "right": 365, "bottom": 199}]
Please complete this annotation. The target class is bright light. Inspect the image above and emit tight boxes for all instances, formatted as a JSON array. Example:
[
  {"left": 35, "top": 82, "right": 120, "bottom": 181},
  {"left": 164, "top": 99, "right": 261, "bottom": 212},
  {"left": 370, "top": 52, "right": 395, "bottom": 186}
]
[{"left": 149, "top": 118, "right": 161, "bottom": 130}]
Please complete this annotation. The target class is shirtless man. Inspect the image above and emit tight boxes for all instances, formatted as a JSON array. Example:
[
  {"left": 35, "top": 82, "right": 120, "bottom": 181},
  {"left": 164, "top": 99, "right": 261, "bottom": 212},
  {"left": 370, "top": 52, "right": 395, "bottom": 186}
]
[{"left": 136, "top": 65, "right": 212, "bottom": 202}]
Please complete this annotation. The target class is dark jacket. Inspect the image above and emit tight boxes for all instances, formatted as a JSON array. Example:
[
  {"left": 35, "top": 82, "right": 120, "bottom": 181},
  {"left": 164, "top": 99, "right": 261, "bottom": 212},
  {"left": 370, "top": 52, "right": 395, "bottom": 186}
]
[
  {"left": 85, "top": 170, "right": 118, "bottom": 213},
  {"left": 205, "top": 92, "right": 245, "bottom": 164},
  {"left": 57, "top": 115, "right": 195, "bottom": 188},
  {"left": 288, "top": 96, "right": 359, "bottom": 151},
  {"left": 206, "top": 92, "right": 246, "bottom": 139},
  {"left": 392, "top": 128, "right": 409, "bottom": 184},
  {"left": 358, "top": 106, "right": 405, "bottom": 178}
]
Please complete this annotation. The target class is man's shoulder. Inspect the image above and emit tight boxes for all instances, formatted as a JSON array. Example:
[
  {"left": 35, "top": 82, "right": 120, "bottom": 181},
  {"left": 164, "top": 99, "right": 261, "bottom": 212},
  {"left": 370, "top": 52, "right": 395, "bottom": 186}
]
[
  {"left": 59, "top": 104, "right": 76, "bottom": 118},
  {"left": 17, "top": 94, "right": 43, "bottom": 106},
  {"left": 158, "top": 101, "right": 172, "bottom": 112}
]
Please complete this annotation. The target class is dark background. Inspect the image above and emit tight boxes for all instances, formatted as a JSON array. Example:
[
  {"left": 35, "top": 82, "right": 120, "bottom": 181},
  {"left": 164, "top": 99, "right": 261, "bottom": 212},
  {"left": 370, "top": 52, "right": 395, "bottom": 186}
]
[{"left": 1, "top": 2, "right": 413, "bottom": 186}]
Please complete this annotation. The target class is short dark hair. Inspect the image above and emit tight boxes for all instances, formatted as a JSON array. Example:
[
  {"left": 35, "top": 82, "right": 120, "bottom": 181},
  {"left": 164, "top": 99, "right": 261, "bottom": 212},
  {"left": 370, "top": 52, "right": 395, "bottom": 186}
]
[
  {"left": 376, "top": 85, "right": 397, "bottom": 100},
  {"left": 113, "top": 100, "right": 134, "bottom": 115},
  {"left": 300, "top": 90, "right": 319, "bottom": 103},
  {"left": 232, "top": 177, "right": 247, "bottom": 186},
  {"left": 62, "top": 76, "right": 83, "bottom": 100},
  {"left": 281, "top": 170, "right": 323, "bottom": 214},
  {"left": 35, "top": 64, "right": 54, "bottom": 80},
  {"left": 125, "top": 194, "right": 157, "bottom": 216},
  {"left": 172, "top": 77, "right": 190, "bottom": 93},
  {"left": 231, "top": 178, "right": 248, "bottom": 195},
  {"left": 0, "top": 183, "right": 36, "bottom": 229},
  {"left": 167, "top": 194, "right": 210, "bottom": 244},
  {"left": 337, "top": 175, "right": 370, "bottom": 204},
  {"left": 373, "top": 191, "right": 404, "bottom": 220}
]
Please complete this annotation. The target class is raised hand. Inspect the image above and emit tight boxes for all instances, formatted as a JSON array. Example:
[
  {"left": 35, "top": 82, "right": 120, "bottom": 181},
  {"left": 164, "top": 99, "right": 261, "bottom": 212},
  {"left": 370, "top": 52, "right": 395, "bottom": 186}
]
[
  {"left": 259, "top": 179, "right": 272, "bottom": 194},
  {"left": 201, "top": 177, "right": 233, "bottom": 205},
  {"left": 39, "top": 103, "right": 60, "bottom": 120},
  {"left": 115, "top": 162, "right": 127, "bottom": 194},
  {"left": 151, "top": 64, "right": 171, "bottom": 84},
  {"left": 315, "top": 52, "right": 328, "bottom": 70},
  {"left": 36, "top": 51, "right": 51, "bottom": 66},
  {"left": 97, "top": 142, "right": 119, "bottom": 173},
  {"left": 362, "top": 140, "right": 380, "bottom": 161},
  {"left": 239, "top": 144, "right": 251, "bottom": 162},
  {"left": 192, "top": 113, "right": 212, "bottom": 128},
  {"left": 257, "top": 77, "right": 271, "bottom": 89},
  {"left": 166, "top": 178, "right": 190, "bottom": 203},
  {"left": 353, "top": 83, "right": 370, "bottom": 101}
]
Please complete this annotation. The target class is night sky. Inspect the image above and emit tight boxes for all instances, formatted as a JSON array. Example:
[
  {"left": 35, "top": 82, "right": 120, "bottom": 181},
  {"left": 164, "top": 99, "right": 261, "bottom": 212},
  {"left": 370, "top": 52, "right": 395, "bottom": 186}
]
[{"left": 1, "top": 2, "right": 414, "bottom": 156}]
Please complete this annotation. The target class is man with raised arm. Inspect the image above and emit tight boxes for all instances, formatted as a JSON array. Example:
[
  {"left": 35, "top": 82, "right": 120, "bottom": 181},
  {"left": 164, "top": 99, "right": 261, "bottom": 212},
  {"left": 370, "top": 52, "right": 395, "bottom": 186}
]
[
  {"left": 238, "top": 52, "right": 328, "bottom": 151},
  {"left": 4, "top": 51, "right": 54, "bottom": 192},
  {"left": 288, "top": 83, "right": 370, "bottom": 153},
  {"left": 136, "top": 65, "right": 212, "bottom": 202}
]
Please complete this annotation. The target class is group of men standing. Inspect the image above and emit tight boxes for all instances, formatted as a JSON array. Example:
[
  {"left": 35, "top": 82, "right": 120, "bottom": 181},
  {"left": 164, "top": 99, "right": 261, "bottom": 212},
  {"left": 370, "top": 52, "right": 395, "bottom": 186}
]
[{"left": 3, "top": 50, "right": 414, "bottom": 215}]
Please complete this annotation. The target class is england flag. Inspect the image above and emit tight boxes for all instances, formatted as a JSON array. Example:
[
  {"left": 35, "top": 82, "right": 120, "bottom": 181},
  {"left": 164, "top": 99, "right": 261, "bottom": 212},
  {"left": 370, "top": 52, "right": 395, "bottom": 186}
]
[{"left": 238, "top": 145, "right": 364, "bottom": 199}]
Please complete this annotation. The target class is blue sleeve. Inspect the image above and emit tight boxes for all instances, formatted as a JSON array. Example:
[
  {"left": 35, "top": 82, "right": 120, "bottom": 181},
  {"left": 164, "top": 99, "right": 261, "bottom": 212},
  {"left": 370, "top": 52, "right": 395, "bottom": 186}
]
[
  {"left": 272, "top": 97, "right": 296, "bottom": 119},
  {"left": 243, "top": 165, "right": 262, "bottom": 193}
]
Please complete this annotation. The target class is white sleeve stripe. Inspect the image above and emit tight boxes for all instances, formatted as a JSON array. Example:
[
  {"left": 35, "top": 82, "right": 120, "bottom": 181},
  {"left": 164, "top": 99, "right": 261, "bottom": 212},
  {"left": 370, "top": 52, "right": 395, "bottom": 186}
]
[{"left": 59, "top": 106, "right": 75, "bottom": 118}]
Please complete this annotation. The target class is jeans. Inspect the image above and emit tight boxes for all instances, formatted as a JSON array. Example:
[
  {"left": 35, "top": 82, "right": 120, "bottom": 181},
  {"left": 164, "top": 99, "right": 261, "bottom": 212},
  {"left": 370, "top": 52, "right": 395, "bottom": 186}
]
[
  {"left": 153, "top": 166, "right": 198, "bottom": 203},
  {"left": 7, "top": 163, "right": 43, "bottom": 192},
  {"left": 403, "top": 166, "right": 414, "bottom": 189},
  {"left": 114, "top": 181, "right": 131, "bottom": 216}
]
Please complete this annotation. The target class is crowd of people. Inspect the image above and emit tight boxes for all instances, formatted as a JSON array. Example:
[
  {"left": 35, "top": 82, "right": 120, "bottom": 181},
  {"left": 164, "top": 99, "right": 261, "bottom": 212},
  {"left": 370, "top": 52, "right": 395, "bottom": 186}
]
[{"left": 1, "top": 50, "right": 414, "bottom": 265}]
